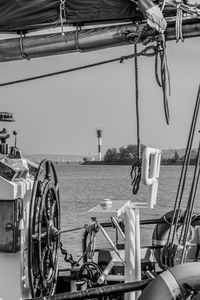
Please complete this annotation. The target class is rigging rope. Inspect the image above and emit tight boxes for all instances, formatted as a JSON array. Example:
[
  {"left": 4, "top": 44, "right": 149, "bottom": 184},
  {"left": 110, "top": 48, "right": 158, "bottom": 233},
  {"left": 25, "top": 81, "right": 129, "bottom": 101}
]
[
  {"left": 163, "top": 84, "right": 200, "bottom": 267},
  {"left": 179, "top": 138, "right": 200, "bottom": 263},
  {"left": 60, "top": 225, "right": 87, "bottom": 234},
  {"left": 130, "top": 43, "right": 142, "bottom": 195},
  {"left": 59, "top": 224, "right": 97, "bottom": 267},
  {"left": 0, "top": 45, "right": 159, "bottom": 87}
]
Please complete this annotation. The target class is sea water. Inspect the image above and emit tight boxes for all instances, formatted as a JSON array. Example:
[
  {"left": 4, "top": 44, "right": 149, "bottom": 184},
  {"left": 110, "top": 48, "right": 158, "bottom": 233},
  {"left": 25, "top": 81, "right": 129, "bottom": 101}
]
[{"left": 55, "top": 164, "right": 199, "bottom": 268}]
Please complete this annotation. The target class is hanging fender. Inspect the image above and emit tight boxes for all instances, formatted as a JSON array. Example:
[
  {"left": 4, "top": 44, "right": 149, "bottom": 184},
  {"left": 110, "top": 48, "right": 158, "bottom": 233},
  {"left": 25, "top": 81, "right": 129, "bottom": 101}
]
[{"left": 138, "top": 262, "right": 200, "bottom": 300}]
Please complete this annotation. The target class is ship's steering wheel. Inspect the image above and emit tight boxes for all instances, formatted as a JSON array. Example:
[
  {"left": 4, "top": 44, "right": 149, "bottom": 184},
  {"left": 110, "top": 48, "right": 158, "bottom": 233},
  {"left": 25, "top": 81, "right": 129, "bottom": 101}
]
[{"left": 28, "top": 159, "right": 60, "bottom": 297}]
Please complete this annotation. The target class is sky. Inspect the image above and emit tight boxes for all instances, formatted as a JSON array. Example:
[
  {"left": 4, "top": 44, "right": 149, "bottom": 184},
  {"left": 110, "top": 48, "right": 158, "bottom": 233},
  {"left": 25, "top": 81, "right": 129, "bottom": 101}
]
[{"left": 0, "top": 35, "right": 199, "bottom": 157}]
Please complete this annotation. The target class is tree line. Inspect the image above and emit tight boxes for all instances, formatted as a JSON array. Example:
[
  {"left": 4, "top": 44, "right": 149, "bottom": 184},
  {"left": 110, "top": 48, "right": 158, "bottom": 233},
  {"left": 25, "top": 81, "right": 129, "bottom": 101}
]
[
  {"left": 104, "top": 144, "right": 145, "bottom": 163},
  {"left": 103, "top": 145, "right": 197, "bottom": 165}
]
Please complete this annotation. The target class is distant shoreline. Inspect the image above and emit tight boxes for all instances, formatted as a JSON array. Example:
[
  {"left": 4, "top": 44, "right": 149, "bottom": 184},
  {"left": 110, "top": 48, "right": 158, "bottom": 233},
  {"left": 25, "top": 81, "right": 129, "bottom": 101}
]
[
  {"left": 30, "top": 159, "right": 196, "bottom": 166},
  {"left": 81, "top": 161, "right": 186, "bottom": 166}
]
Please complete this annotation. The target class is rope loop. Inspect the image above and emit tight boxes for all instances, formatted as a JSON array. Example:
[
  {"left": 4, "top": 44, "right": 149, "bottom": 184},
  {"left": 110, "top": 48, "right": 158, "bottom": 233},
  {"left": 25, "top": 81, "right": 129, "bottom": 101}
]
[
  {"left": 140, "top": 45, "right": 158, "bottom": 57},
  {"left": 19, "top": 31, "right": 30, "bottom": 61},
  {"left": 75, "top": 25, "right": 83, "bottom": 52}
]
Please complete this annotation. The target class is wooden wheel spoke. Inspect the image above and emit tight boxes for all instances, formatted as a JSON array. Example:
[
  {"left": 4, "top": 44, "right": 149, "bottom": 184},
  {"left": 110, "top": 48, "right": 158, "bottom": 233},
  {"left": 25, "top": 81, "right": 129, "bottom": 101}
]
[{"left": 29, "top": 159, "right": 60, "bottom": 297}]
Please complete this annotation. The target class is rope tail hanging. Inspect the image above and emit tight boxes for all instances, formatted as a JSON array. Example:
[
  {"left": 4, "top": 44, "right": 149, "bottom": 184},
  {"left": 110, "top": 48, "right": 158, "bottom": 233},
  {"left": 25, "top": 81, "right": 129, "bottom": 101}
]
[
  {"left": 131, "top": 43, "right": 142, "bottom": 195},
  {"left": 131, "top": 32, "right": 171, "bottom": 194},
  {"left": 155, "top": 34, "right": 171, "bottom": 125}
]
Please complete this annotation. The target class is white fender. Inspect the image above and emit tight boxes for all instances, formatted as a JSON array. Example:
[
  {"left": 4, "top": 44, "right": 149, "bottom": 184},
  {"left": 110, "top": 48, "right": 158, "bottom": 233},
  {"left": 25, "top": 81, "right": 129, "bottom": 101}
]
[
  {"left": 142, "top": 146, "right": 161, "bottom": 208},
  {"left": 138, "top": 263, "right": 200, "bottom": 300}
]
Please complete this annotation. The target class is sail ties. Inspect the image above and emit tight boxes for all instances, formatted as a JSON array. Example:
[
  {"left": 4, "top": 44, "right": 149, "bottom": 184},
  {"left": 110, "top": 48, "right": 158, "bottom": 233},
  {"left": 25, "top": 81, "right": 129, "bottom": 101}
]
[
  {"left": 164, "top": 0, "right": 200, "bottom": 42},
  {"left": 59, "top": 0, "right": 67, "bottom": 36},
  {"left": 176, "top": 4, "right": 184, "bottom": 42},
  {"left": 19, "top": 31, "right": 30, "bottom": 61},
  {"left": 165, "top": 0, "right": 200, "bottom": 15},
  {"left": 75, "top": 25, "right": 83, "bottom": 52}
]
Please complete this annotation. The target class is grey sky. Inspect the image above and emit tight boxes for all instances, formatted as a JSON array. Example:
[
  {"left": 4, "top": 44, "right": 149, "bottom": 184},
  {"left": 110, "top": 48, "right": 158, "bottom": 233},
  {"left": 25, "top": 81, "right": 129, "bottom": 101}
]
[{"left": 0, "top": 37, "right": 199, "bottom": 156}]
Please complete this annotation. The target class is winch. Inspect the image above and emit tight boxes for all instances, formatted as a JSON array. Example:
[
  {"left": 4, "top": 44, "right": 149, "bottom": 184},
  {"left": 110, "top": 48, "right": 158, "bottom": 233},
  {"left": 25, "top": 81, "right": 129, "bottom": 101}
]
[{"left": 0, "top": 113, "right": 60, "bottom": 300}]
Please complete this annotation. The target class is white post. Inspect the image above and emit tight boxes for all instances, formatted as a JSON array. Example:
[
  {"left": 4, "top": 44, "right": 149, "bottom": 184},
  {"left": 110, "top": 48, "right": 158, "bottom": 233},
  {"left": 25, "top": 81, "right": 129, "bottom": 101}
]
[{"left": 125, "top": 207, "right": 141, "bottom": 300}]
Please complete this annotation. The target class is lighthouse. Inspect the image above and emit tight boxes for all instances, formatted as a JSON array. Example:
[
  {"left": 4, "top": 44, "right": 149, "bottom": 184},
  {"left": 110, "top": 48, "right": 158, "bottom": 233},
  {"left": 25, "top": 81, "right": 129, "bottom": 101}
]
[{"left": 96, "top": 127, "right": 103, "bottom": 161}]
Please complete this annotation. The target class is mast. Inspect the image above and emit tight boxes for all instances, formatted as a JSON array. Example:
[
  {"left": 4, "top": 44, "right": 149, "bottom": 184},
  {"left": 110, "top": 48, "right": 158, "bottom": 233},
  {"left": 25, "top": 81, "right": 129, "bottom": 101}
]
[{"left": 0, "top": 16, "right": 199, "bottom": 63}]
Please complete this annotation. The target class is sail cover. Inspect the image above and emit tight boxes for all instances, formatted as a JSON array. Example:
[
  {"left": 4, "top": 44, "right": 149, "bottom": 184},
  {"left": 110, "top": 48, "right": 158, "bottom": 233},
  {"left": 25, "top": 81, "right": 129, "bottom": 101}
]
[
  {"left": 0, "top": 0, "right": 59, "bottom": 32},
  {"left": 66, "top": 0, "right": 138, "bottom": 23},
  {"left": 0, "top": 0, "right": 139, "bottom": 32}
]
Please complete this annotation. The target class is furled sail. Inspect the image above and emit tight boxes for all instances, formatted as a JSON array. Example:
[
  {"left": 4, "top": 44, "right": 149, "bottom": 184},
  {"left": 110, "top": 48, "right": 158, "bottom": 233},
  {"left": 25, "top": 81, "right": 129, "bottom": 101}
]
[
  {"left": 0, "top": 0, "right": 199, "bottom": 62},
  {"left": 0, "top": 0, "right": 141, "bottom": 32}
]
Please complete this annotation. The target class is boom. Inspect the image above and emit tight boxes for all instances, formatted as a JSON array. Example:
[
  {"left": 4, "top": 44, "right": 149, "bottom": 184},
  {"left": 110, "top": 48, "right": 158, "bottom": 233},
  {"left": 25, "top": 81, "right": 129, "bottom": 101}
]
[{"left": 0, "top": 16, "right": 199, "bottom": 63}]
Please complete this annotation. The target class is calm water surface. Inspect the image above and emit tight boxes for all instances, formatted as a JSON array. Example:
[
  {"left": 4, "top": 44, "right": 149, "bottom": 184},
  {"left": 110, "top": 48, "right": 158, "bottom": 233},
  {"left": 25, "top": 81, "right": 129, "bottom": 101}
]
[{"left": 55, "top": 164, "right": 200, "bottom": 267}]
